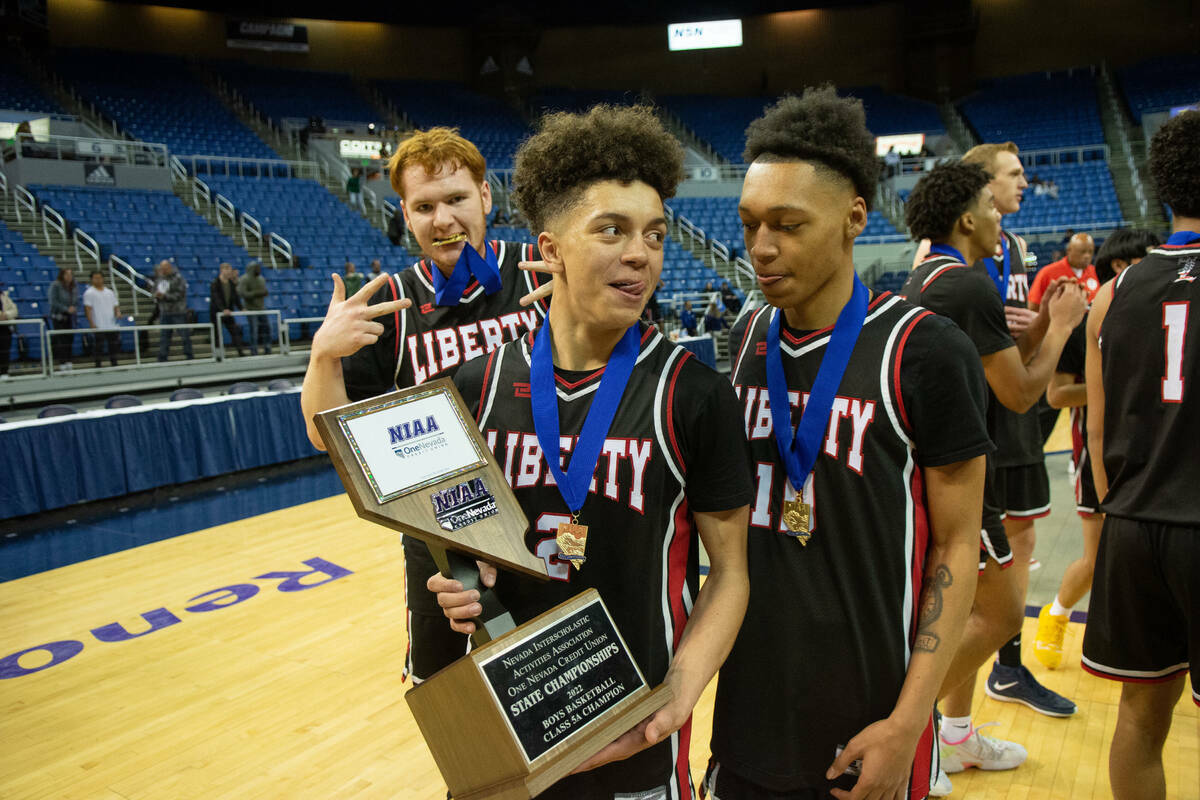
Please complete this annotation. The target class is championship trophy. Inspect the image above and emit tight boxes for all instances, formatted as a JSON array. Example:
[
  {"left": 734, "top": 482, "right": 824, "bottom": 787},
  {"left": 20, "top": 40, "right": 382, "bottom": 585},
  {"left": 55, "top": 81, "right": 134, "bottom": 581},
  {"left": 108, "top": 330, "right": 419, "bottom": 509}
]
[{"left": 314, "top": 379, "right": 671, "bottom": 799}]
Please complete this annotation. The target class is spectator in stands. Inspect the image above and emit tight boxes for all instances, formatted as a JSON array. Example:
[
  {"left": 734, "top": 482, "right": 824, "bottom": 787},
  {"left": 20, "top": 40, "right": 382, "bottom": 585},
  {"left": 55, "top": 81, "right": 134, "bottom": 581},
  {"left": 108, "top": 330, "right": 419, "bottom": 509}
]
[
  {"left": 1029, "top": 232, "right": 1098, "bottom": 309},
  {"left": 703, "top": 301, "right": 725, "bottom": 333},
  {"left": 209, "top": 262, "right": 246, "bottom": 358},
  {"left": 368, "top": 259, "right": 383, "bottom": 278},
  {"left": 346, "top": 167, "right": 364, "bottom": 211},
  {"left": 644, "top": 279, "right": 661, "bottom": 325},
  {"left": 0, "top": 281, "right": 15, "bottom": 377},
  {"left": 238, "top": 260, "right": 270, "bottom": 355},
  {"left": 386, "top": 209, "right": 406, "bottom": 246},
  {"left": 704, "top": 280, "right": 715, "bottom": 293},
  {"left": 1031, "top": 174, "right": 1045, "bottom": 195},
  {"left": 1044, "top": 179, "right": 1059, "bottom": 200},
  {"left": 1060, "top": 228, "right": 1075, "bottom": 247},
  {"left": 154, "top": 260, "right": 192, "bottom": 362},
  {"left": 680, "top": 299, "right": 697, "bottom": 336},
  {"left": 48, "top": 267, "right": 78, "bottom": 371},
  {"left": 884, "top": 145, "right": 901, "bottom": 178},
  {"left": 83, "top": 271, "right": 121, "bottom": 368},
  {"left": 343, "top": 261, "right": 364, "bottom": 296},
  {"left": 720, "top": 280, "right": 742, "bottom": 313}
]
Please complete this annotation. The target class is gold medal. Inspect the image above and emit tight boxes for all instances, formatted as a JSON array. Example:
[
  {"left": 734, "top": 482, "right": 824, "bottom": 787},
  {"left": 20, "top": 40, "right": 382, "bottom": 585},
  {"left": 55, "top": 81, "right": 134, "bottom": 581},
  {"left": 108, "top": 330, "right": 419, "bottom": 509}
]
[
  {"left": 782, "top": 499, "right": 812, "bottom": 545},
  {"left": 556, "top": 515, "right": 589, "bottom": 569}
]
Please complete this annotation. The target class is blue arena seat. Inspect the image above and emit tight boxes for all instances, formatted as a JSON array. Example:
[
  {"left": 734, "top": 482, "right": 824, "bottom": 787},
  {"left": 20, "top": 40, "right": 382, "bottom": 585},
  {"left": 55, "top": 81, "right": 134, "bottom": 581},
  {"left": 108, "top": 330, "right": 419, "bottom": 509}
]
[{"left": 105, "top": 394, "right": 143, "bottom": 409}]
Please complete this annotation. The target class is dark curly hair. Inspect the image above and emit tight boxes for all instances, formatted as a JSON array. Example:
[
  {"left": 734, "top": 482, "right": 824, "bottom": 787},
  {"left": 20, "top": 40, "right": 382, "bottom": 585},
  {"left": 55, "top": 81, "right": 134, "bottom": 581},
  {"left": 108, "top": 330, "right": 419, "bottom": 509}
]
[
  {"left": 905, "top": 161, "right": 992, "bottom": 242},
  {"left": 1094, "top": 227, "right": 1162, "bottom": 284},
  {"left": 743, "top": 86, "right": 880, "bottom": 210},
  {"left": 1149, "top": 110, "right": 1200, "bottom": 218},
  {"left": 511, "top": 105, "right": 684, "bottom": 232}
]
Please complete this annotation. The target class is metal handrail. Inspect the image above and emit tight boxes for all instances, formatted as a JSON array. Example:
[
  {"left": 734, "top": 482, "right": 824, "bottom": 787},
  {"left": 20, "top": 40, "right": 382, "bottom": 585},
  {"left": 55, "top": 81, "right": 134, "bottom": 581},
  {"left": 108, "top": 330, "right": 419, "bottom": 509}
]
[
  {"left": 382, "top": 199, "right": 398, "bottom": 232},
  {"left": 0, "top": 170, "right": 8, "bottom": 213},
  {"left": 45, "top": 322, "right": 219, "bottom": 372},
  {"left": 73, "top": 228, "right": 101, "bottom": 271},
  {"left": 109, "top": 254, "right": 155, "bottom": 316},
  {"left": 281, "top": 315, "right": 325, "bottom": 354},
  {"left": 733, "top": 257, "right": 755, "bottom": 292},
  {"left": 170, "top": 154, "right": 188, "bottom": 183},
  {"left": 0, "top": 317, "right": 49, "bottom": 378},
  {"left": 41, "top": 205, "right": 67, "bottom": 246},
  {"left": 213, "top": 309, "right": 285, "bottom": 358},
  {"left": 240, "top": 212, "right": 263, "bottom": 250},
  {"left": 175, "top": 153, "right": 322, "bottom": 180},
  {"left": 13, "top": 132, "right": 169, "bottom": 167},
  {"left": 215, "top": 193, "right": 236, "bottom": 228},
  {"left": 14, "top": 184, "right": 36, "bottom": 224},
  {"left": 193, "top": 177, "right": 212, "bottom": 211},
  {"left": 268, "top": 232, "right": 292, "bottom": 269}
]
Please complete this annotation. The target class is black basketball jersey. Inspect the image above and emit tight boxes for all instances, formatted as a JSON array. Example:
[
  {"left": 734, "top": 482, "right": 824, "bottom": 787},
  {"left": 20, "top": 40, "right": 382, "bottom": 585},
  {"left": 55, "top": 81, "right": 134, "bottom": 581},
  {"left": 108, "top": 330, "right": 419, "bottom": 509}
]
[
  {"left": 342, "top": 240, "right": 549, "bottom": 400},
  {"left": 711, "top": 293, "right": 991, "bottom": 793},
  {"left": 903, "top": 251, "right": 1018, "bottom": 530},
  {"left": 453, "top": 322, "right": 754, "bottom": 800},
  {"left": 1099, "top": 242, "right": 1200, "bottom": 524},
  {"left": 974, "top": 230, "right": 1043, "bottom": 467}
]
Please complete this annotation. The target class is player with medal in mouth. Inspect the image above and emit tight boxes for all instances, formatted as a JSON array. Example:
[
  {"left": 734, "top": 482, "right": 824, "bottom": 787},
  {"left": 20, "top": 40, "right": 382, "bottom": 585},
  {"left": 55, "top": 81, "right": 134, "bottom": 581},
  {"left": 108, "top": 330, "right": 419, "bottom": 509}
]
[
  {"left": 429, "top": 105, "right": 754, "bottom": 800},
  {"left": 707, "top": 87, "right": 990, "bottom": 800},
  {"left": 301, "top": 127, "right": 552, "bottom": 691}
]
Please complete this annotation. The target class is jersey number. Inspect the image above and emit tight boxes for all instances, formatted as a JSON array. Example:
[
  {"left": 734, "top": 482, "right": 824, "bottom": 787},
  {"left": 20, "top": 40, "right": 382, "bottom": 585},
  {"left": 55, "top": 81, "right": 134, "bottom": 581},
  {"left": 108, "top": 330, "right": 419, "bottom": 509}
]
[
  {"left": 533, "top": 514, "right": 572, "bottom": 582},
  {"left": 1162, "top": 302, "right": 1189, "bottom": 403}
]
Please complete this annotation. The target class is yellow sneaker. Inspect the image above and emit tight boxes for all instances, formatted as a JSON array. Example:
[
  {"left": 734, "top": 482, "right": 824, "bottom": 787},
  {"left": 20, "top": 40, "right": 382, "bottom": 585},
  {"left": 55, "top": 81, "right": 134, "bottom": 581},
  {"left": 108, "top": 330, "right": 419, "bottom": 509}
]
[{"left": 1033, "top": 603, "right": 1069, "bottom": 669}]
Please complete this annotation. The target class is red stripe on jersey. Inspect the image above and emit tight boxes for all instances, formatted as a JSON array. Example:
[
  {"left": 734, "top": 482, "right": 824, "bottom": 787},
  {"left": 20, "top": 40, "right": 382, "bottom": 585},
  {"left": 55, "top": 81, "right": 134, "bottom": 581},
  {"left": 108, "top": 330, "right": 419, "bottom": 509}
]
[
  {"left": 386, "top": 273, "right": 401, "bottom": 366},
  {"left": 476, "top": 348, "right": 498, "bottom": 423},
  {"left": 666, "top": 498, "right": 694, "bottom": 794},
  {"left": 909, "top": 463, "right": 931, "bottom": 645},
  {"left": 665, "top": 351, "right": 693, "bottom": 472},
  {"left": 892, "top": 311, "right": 933, "bottom": 432},
  {"left": 780, "top": 292, "right": 890, "bottom": 346},
  {"left": 909, "top": 714, "right": 935, "bottom": 800},
  {"left": 919, "top": 264, "right": 968, "bottom": 292},
  {"left": 732, "top": 307, "right": 763, "bottom": 373},
  {"left": 419, "top": 259, "right": 433, "bottom": 284},
  {"left": 676, "top": 716, "right": 694, "bottom": 798}
]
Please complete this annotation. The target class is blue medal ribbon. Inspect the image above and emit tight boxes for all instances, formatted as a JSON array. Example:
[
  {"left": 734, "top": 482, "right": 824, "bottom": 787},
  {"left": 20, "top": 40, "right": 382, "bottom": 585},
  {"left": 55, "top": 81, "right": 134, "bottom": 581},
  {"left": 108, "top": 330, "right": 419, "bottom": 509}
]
[
  {"left": 530, "top": 322, "right": 642, "bottom": 517},
  {"left": 431, "top": 241, "right": 503, "bottom": 306},
  {"left": 765, "top": 277, "right": 869, "bottom": 524},
  {"left": 1166, "top": 230, "right": 1200, "bottom": 246},
  {"left": 982, "top": 235, "right": 1011, "bottom": 298},
  {"left": 928, "top": 243, "right": 967, "bottom": 265}
]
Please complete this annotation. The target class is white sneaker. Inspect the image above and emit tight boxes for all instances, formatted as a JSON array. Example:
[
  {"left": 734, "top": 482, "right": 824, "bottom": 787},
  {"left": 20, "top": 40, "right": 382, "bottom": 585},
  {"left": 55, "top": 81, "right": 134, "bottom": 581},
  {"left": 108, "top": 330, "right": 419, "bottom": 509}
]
[
  {"left": 929, "top": 768, "right": 953, "bottom": 796},
  {"left": 939, "top": 722, "right": 1027, "bottom": 773}
]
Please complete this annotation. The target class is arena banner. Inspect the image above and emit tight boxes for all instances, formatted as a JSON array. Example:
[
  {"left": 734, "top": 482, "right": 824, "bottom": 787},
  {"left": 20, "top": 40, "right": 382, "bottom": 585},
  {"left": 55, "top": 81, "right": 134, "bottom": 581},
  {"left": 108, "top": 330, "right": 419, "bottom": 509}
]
[
  {"left": 84, "top": 163, "right": 116, "bottom": 186},
  {"left": 225, "top": 18, "right": 309, "bottom": 53}
]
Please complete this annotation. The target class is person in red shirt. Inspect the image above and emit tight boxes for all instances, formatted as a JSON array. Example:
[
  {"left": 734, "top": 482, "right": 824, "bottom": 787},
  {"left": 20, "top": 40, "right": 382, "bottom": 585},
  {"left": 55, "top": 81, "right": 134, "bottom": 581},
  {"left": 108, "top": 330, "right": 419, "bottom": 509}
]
[{"left": 1029, "top": 232, "right": 1097, "bottom": 308}]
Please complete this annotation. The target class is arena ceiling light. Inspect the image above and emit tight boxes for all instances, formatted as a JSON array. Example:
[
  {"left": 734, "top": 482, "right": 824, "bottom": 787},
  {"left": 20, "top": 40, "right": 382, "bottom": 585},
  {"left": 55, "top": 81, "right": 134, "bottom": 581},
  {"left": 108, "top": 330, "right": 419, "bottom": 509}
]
[{"left": 667, "top": 19, "right": 743, "bottom": 51}]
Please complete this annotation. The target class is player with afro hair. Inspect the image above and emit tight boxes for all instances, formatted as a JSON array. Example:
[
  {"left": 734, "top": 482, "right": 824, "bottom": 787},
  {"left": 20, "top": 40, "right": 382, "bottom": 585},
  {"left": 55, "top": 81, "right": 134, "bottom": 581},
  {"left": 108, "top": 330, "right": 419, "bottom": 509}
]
[
  {"left": 1148, "top": 108, "right": 1200, "bottom": 219},
  {"left": 904, "top": 161, "right": 994, "bottom": 244}
]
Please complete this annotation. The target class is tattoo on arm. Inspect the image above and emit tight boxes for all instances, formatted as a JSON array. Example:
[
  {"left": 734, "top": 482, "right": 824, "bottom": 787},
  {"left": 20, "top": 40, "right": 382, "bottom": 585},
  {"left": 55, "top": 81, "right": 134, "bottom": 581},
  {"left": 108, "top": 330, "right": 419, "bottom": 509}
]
[{"left": 915, "top": 564, "right": 953, "bottom": 653}]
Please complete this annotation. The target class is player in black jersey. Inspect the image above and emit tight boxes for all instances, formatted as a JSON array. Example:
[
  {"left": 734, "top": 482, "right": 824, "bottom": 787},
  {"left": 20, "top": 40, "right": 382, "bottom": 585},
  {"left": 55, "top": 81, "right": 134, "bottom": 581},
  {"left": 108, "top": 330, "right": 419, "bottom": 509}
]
[
  {"left": 1082, "top": 110, "right": 1200, "bottom": 800},
  {"left": 431, "top": 105, "right": 753, "bottom": 800},
  {"left": 1033, "top": 229, "right": 1160, "bottom": 670},
  {"left": 901, "top": 161, "right": 1087, "bottom": 775},
  {"left": 955, "top": 142, "right": 1076, "bottom": 717},
  {"left": 705, "top": 87, "right": 988, "bottom": 800},
  {"left": 300, "top": 127, "right": 551, "bottom": 685}
]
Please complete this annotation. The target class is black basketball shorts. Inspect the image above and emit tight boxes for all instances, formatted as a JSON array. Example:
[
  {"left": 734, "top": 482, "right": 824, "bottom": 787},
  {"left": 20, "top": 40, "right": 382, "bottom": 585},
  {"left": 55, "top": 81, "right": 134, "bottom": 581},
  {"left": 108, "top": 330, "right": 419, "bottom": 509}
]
[
  {"left": 403, "top": 535, "right": 470, "bottom": 682},
  {"left": 1081, "top": 516, "right": 1199, "bottom": 707},
  {"left": 994, "top": 463, "right": 1051, "bottom": 520}
]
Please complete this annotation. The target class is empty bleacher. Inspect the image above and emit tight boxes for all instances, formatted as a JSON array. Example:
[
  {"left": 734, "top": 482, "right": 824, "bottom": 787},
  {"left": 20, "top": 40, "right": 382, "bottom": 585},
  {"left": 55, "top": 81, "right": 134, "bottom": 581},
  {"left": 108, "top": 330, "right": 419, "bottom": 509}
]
[
  {"left": 55, "top": 49, "right": 278, "bottom": 159},
  {"left": 0, "top": 55, "right": 63, "bottom": 115},
  {"left": 379, "top": 81, "right": 529, "bottom": 170},
  {"left": 958, "top": 69, "right": 1104, "bottom": 151},
  {"left": 210, "top": 63, "right": 381, "bottom": 126},
  {"left": 1118, "top": 54, "right": 1200, "bottom": 122}
]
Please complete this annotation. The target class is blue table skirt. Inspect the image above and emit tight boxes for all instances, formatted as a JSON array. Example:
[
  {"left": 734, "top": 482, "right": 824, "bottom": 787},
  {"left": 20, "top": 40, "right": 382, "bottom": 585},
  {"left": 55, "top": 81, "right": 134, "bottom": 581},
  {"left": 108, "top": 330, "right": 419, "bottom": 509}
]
[
  {"left": 676, "top": 335, "right": 716, "bottom": 368},
  {"left": 1, "top": 391, "right": 321, "bottom": 519}
]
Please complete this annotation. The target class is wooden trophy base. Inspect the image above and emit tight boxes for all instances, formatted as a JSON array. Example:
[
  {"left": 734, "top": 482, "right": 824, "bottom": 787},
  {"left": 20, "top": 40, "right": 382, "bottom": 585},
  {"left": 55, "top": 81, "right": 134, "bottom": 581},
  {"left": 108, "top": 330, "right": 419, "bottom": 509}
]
[{"left": 407, "top": 590, "right": 673, "bottom": 800}]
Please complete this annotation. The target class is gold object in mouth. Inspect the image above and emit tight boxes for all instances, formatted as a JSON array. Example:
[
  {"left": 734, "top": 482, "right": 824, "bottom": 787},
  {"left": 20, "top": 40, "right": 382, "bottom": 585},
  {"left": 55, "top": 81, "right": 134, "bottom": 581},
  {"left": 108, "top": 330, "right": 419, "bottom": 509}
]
[{"left": 431, "top": 232, "right": 468, "bottom": 247}]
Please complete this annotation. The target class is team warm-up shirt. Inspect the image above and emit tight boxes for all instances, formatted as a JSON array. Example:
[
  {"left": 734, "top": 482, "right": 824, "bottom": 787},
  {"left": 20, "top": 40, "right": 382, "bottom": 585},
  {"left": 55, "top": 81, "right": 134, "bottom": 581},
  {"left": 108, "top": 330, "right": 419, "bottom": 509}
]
[
  {"left": 1099, "top": 243, "right": 1200, "bottom": 525},
  {"left": 453, "top": 322, "right": 754, "bottom": 800},
  {"left": 974, "top": 231, "right": 1044, "bottom": 468},
  {"left": 1030, "top": 257, "right": 1100, "bottom": 306},
  {"left": 711, "top": 292, "right": 992, "bottom": 794},
  {"left": 341, "top": 240, "right": 548, "bottom": 398}
]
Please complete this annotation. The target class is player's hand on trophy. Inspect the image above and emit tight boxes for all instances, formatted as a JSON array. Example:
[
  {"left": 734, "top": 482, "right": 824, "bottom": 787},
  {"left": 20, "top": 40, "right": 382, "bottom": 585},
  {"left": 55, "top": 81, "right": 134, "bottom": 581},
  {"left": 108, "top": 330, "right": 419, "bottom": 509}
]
[
  {"left": 825, "top": 716, "right": 919, "bottom": 800},
  {"left": 428, "top": 560, "right": 498, "bottom": 635},
  {"left": 569, "top": 666, "right": 693, "bottom": 774},
  {"left": 311, "top": 272, "right": 410, "bottom": 361},
  {"left": 518, "top": 259, "right": 559, "bottom": 307}
]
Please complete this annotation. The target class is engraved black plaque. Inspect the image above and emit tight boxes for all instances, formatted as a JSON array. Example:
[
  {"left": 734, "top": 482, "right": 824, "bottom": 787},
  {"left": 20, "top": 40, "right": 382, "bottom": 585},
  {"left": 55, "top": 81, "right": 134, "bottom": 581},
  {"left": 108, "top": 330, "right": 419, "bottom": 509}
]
[{"left": 478, "top": 596, "right": 647, "bottom": 764}]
